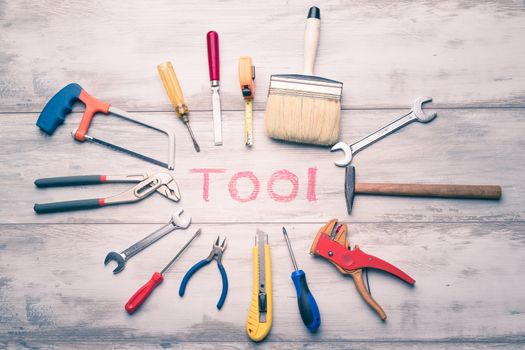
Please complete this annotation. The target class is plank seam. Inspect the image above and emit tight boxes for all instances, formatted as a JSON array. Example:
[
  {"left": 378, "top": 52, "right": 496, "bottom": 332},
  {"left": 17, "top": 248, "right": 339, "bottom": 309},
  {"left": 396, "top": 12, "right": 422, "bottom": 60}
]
[
  {"left": 0, "top": 221, "right": 523, "bottom": 226},
  {"left": 1, "top": 106, "right": 525, "bottom": 115}
]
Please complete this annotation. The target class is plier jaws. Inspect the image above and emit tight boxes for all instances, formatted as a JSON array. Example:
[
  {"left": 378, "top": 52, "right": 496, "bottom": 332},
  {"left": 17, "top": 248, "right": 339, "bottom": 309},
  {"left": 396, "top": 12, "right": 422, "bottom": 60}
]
[
  {"left": 104, "top": 172, "right": 180, "bottom": 205},
  {"left": 179, "top": 236, "right": 229, "bottom": 310},
  {"left": 204, "top": 236, "right": 227, "bottom": 264}
]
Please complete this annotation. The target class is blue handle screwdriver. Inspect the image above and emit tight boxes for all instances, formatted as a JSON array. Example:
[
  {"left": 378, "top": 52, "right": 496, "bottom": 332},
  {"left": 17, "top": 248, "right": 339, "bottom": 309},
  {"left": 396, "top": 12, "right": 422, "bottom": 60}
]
[{"left": 282, "top": 227, "right": 321, "bottom": 332}]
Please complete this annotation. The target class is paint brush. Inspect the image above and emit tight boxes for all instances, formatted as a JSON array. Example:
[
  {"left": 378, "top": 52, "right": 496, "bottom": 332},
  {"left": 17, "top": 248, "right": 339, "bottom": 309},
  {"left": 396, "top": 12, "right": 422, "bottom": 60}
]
[{"left": 264, "top": 6, "right": 343, "bottom": 146}]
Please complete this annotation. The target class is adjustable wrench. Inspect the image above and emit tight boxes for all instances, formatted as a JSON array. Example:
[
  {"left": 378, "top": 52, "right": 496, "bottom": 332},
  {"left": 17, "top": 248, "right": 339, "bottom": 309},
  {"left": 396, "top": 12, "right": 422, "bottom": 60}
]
[
  {"left": 104, "top": 209, "right": 191, "bottom": 274},
  {"left": 331, "top": 97, "right": 437, "bottom": 167}
]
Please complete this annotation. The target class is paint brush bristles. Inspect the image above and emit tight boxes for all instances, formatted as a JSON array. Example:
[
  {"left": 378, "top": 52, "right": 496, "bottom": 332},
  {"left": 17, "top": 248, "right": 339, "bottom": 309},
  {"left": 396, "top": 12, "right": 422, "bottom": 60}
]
[
  {"left": 263, "top": 6, "right": 343, "bottom": 146},
  {"left": 264, "top": 74, "right": 342, "bottom": 145}
]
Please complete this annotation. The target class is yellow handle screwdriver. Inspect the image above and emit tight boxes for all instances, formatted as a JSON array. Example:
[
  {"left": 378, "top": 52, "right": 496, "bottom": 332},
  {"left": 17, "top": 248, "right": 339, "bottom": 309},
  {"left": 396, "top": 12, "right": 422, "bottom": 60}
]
[{"left": 157, "top": 61, "right": 200, "bottom": 152}]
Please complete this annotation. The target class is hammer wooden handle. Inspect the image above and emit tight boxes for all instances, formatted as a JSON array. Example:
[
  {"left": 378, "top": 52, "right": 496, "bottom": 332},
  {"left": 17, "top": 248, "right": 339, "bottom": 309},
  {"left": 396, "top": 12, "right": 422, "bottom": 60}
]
[{"left": 356, "top": 183, "right": 502, "bottom": 200}]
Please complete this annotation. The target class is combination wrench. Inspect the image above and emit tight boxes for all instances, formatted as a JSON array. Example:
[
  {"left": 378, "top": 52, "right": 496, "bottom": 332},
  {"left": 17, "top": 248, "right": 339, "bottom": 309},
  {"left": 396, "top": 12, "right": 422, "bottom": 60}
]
[
  {"left": 331, "top": 97, "right": 437, "bottom": 167},
  {"left": 104, "top": 209, "right": 191, "bottom": 274}
]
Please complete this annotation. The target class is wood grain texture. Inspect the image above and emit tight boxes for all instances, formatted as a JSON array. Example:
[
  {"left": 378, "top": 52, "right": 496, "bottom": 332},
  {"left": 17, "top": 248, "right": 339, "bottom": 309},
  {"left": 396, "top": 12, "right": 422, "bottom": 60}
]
[
  {"left": 1, "top": 0, "right": 524, "bottom": 348},
  {"left": 0, "top": 222, "right": 524, "bottom": 348},
  {"left": 0, "top": 0, "right": 524, "bottom": 112},
  {"left": 0, "top": 109, "right": 522, "bottom": 224}
]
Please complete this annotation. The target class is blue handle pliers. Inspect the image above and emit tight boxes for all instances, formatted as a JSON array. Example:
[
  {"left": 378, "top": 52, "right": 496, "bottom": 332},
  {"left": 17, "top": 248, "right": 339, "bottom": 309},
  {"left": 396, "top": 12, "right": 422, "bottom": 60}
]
[{"left": 179, "top": 236, "right": 229, "bottom": 309}]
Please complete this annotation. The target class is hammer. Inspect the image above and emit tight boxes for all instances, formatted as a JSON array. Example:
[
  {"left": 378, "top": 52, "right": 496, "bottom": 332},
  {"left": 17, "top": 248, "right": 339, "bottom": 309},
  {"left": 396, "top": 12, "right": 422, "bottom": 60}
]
[{"left": 345, "top": 166, "right": 501, "bottom": 214}]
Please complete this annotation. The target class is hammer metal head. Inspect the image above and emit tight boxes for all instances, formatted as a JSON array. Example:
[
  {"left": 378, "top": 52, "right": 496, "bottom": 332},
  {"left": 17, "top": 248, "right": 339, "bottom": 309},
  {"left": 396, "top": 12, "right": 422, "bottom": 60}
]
[{"left": 345, "top": 165, "right": 356, "bottom": 214}]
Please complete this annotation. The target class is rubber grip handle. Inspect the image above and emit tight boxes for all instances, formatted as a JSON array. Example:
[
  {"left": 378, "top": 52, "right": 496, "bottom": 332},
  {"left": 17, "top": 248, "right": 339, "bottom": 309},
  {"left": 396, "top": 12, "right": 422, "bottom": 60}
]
[
  {"left": 36, "top": 83, "right": 82, "bottom": 135},
  {"left": 34, "top": 175, "right": 105, "bottom": 188},
  {"left": 291, "top": 270, "right": 321, "bottom": 331},
  {"left": 216, "top": 263, "right": 228, "bottom": 310},
  {"left": 33, "top": 198, "right": 104, "bottom": 214},
  {"left": 207, "top": 31, "right": 220, "bottom": 81},
  {"left": 125, "top": 272, "right": 164, "bottom": 314},
  {"left": 179, "top": 259, "right": 209, "bottom": 297}
]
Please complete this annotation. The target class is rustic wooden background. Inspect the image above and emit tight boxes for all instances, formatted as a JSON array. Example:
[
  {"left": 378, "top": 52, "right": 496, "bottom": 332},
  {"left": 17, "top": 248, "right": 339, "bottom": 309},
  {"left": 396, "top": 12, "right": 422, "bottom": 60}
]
[{"left": 1, "top": 0, "right": 524, "bottom": 349}]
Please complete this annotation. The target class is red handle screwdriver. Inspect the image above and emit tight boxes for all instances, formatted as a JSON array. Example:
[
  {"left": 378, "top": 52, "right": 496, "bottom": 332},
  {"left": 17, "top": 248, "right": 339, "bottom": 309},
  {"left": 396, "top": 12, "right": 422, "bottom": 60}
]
[{"left": 125, "top": 229, "right": 201, "bottom": 314}]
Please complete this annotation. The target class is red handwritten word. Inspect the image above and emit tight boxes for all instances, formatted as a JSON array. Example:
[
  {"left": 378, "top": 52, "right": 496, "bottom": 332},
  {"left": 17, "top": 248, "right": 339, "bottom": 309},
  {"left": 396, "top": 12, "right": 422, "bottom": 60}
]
[
  {"left": 267, "top": 169, "right": 298, "bottom": 202},
  {"left": 307, "top": 167, "right": 317, "bottom": 202},
  {"left": 190, "top": 168, "right": 317, "bottom": 203},
  {"left": 228, "top": 171, "right": 260, "bottom": 202},
  {"left": 189, "top": 168, "right": 226, "bottom": 201}
]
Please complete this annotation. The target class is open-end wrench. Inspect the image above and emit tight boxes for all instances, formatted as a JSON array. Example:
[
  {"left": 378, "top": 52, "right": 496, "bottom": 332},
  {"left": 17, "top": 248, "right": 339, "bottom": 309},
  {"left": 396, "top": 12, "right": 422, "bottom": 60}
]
[
  {"left": 104, "top": 209, "right": 191, "bottom": 274},
  {"left": 331, "top": 97, "right": 437, "bottom": 167}
]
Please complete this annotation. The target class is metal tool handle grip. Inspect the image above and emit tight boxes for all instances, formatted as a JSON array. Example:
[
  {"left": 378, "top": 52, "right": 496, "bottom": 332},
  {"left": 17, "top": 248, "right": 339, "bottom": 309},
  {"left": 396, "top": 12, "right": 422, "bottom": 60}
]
[
  {"left": 303, "top": 7, "right": 320, "bottom": 75},
  {"left": 35, "top": 175, "right": 105, "bottom": 187},
  {"left": 179, "top": 259, "right": 209, "bottom": 297},
  {"left": 356, "top": 183, "right": 502, "bottom": 199},
  {"left": 33, "top": 198, "right": 103, "bottom": 214},
  {"left": 125, "top": 272, "right": 164, "bottom": 314},
  {"left": 291, "top": 270, "right": 321, "bottom": 332},
  {"left": 36, "top": 83, "right": 82, "bottom": 135},
  {"left": 121, "top": 222, "right": 178, "bottom": 259},
  {"left": 207, "top": 31, "right": 220, "bottom": 81},
  {"left": 216, "top": 263, "right": 229, "bottom": 310},
  {"left": 157, "top": 62, "right": 188, "bottom": 117}
]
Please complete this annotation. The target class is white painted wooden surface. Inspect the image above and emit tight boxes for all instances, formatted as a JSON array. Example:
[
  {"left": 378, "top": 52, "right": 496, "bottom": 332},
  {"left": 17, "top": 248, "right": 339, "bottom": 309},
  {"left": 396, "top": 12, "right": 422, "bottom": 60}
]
[{"left": 1, "top": 0, "right": 524, "bottom": 349}]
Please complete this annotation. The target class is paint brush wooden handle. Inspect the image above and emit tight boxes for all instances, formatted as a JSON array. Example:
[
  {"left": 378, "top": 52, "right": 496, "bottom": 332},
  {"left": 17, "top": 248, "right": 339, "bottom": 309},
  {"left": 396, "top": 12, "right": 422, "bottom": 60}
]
[
  {"left": 355, "top": 183, "right": 502, "bottom": 200},
  {"left": 303, "top": 7, "right": 320, "bottom": 75}
]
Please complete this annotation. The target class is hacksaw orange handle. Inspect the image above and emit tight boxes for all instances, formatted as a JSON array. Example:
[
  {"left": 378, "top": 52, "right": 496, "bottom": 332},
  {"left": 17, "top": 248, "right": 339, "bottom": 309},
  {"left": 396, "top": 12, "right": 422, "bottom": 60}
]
[{"left": 73, "top": 89, "right": 111, "bottom": 142}]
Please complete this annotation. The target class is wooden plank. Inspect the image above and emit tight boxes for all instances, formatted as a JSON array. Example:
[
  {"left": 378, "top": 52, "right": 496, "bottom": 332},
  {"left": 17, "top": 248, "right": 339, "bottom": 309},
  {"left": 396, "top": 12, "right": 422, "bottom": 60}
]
[
  {"left": 0, "top": 1, "right": 524, "bottom": 112},
  {"left": 0, "top": 222, "right": 524, "bottom": 346},
  {"left": 0, "top": 342, "right": 522, "bottom": 350},
  {"left": 0, "top": 108, "right": 521, "bottom": 224}
]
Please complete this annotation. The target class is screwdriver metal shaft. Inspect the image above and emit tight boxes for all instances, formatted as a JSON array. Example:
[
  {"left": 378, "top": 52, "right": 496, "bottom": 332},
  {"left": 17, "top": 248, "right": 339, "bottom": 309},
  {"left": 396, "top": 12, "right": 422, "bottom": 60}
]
[
  {"left": 282, "top": 227, "right": 321, "bottom": 332},
  {"left": 125, "top": 229, "right": 201, "bottom": 314},
  {"left": 182, "top": 117, "right": 200, "bottom": 152},
  {"left": 161, "top": 229, "right": 201, "bottom": 274}
]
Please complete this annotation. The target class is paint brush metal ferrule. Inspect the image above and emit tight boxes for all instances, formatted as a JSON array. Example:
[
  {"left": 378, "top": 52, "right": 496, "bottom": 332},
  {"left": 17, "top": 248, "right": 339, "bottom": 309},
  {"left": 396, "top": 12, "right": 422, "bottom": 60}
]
[{"left": 268, "top": 74, "right": 343, "bottom": 100}]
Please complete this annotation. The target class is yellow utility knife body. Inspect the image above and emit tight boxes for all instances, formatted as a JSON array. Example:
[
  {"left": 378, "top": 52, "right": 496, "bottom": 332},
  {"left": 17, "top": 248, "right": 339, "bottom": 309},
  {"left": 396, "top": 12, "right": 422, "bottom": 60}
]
[
  {"left": 246, "top": 229, "right": 272, "bottom": 341},
  {"left": 238, "top": 56, "right": 255, "bottom": 147}
]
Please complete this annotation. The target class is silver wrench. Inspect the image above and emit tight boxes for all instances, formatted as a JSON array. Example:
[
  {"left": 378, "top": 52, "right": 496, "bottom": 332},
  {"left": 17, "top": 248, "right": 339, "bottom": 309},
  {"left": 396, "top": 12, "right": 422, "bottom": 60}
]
[
  {"left": 104, "top": 209, "right": 191, "bottom": 274},
  {"left": 331, "top": 97, "right": 437, "bottom": 167}
]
